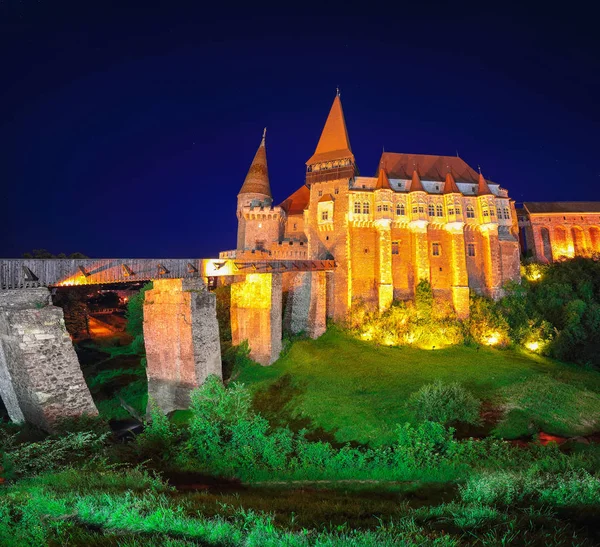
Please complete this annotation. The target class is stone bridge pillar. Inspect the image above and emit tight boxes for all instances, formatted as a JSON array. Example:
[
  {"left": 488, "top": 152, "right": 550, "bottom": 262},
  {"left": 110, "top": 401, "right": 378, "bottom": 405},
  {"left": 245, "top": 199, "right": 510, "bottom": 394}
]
[
  {"left": 285, "top": 271, "right": 326, "bottom": 339},
  {"left": 143, "top": 279, "right": 221, "bottom": 415},
  {"left": 231, "top": 273, "right": 282, "bottom": 365},
  {"left": 0, "top": 288, "right": 98, "bottom": 431}
]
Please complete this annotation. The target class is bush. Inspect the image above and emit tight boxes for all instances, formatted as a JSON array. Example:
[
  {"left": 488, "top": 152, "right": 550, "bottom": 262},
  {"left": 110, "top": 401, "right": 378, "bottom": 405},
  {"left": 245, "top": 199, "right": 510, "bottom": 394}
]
[
  {"left": 135, "top": 397, "right": 176, "bottom": 459},
  {"left": 125, "top": 282, "right": 153, "bottom": 339},
  {"left": 407, "top": 381, "right": 481, "bottom": 426},
  {"left": 395, "top": 421, "right": 456, "bottom": 468},
  {"left": 467, "top": 296, "right": 511, "bottom": 347}
]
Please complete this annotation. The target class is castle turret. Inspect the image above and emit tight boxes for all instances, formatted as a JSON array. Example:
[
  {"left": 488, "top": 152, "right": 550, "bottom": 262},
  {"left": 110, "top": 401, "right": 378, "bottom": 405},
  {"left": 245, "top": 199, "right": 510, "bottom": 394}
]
[{"left": 236, "top": 129, "right": 284, "bottom": 251}]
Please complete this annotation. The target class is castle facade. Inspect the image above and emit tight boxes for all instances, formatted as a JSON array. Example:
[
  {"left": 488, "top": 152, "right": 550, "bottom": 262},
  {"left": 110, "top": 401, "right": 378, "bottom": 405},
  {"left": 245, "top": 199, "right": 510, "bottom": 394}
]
[{"left": 225, "top": 93, "right": 524, "bottom": 320}]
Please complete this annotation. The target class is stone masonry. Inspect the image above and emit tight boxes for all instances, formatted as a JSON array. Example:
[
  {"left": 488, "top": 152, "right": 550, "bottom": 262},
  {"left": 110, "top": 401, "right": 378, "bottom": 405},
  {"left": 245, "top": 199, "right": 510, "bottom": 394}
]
[
  {"left": 0, "top": 288, "right": 98, "bottom": 430},
  {"left": 231, "top": 273, "right": 282, "bottom": 365},
  {"left": 143, "top": 278, "right": 222, "bottom": 415}
]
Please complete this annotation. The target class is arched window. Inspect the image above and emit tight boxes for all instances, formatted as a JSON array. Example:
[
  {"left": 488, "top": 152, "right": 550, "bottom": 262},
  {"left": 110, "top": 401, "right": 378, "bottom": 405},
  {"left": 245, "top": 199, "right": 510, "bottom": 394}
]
[
  {"left": 466, "top": 205, "right": 475, "bottom": 218},
  {"left": 436, "top": 204, "right": 443, "bottom": 217},
  {"left": 428, "top": 204, "right": 435, "bottom": 217},
  {"left": 354, "top": 201, "right": 361, "bottom": 214},
  {"left": 363, "top": 202, "right": 370, "bottom": 214},
  {"left": 396, "top": 203, "right": 405, "bottom": 216},
  {"left": 412, "top": 205, "right": 418, "bottom": 214}
]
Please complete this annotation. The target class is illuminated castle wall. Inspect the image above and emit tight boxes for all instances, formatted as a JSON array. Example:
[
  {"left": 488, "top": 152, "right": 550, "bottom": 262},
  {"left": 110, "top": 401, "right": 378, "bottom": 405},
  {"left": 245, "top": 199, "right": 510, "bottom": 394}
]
[
  {"left": 225, "top": 93, "right": 522, "bottom": 320},
  {"left": 518, "top": 203, "right": 600, "bottom": 262}
]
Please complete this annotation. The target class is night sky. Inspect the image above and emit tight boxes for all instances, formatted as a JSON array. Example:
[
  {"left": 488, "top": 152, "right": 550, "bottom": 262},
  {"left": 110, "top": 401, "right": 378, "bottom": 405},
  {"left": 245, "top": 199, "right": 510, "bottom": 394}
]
[{"left": 1, "top": 3, "right": 598, "bottom": 259}]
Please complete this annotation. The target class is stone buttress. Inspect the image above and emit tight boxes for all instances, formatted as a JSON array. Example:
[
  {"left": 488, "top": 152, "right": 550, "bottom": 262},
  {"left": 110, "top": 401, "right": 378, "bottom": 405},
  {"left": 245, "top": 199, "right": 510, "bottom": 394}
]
[
  {"left": 143, "top": 278, "right": 222, "bottom": 414},
  {"left": 0, "top": 288, "right": 98, "bottom": 430}
]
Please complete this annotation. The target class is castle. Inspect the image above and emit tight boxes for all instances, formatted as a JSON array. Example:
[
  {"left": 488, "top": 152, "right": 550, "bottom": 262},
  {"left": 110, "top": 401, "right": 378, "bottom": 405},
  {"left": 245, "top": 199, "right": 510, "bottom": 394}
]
[{"left": 223, "top": 93, "right": 598, "bottom": 321}]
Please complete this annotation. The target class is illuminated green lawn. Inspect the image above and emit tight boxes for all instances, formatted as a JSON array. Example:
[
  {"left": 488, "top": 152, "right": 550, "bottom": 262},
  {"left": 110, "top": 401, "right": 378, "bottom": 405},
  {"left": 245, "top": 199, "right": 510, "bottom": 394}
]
[{"left": 237, "top": 328, "right": 600, "bottom": 444}]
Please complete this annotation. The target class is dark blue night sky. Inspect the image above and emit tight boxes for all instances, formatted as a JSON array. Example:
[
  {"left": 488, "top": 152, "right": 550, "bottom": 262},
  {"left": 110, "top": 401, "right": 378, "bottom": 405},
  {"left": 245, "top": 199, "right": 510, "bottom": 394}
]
[{"left": 1, "top": 3, "right": 598, "bottom": 258}]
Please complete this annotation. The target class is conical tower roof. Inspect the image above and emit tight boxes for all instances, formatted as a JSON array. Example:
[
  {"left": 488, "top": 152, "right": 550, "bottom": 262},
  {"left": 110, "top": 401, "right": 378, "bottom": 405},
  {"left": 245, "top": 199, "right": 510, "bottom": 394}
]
[
  {"left": 306, "top": 92, "right": 354, "bottom": 165},
  {"left": 477, "top": 171, "right": 493, "bottom": 196},
  {"left": 375, "top": 167, "right": 391, "bottom": 190},
  {"left": 238, "top": 129, "right": 271, "bottom": 197},
  {"left": 410, "top": 168, "right": 424, "bottom": 192},
  {"left": 443, "top": 170, "right": 460, "bottom": 194}
]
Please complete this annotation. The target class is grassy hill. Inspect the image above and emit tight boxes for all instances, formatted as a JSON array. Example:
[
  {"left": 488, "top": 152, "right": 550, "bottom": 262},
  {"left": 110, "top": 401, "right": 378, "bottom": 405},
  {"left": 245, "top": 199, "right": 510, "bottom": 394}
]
[{"left": 236, "top": 328, "right": 600, "bottom": 445}]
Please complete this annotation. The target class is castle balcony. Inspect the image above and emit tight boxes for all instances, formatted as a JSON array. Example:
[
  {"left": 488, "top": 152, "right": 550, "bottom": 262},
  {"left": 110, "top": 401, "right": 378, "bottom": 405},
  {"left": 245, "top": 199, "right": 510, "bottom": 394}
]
[{"left": 306, "top": 165, "right": 356, "bottom": 185}]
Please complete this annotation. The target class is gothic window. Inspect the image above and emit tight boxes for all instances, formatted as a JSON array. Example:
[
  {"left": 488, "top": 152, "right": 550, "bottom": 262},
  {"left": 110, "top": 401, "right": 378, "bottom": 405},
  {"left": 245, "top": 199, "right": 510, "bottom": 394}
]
[
  {"left": 490, "top": 207, "right": 496, "bottom": 218},
  {"left": 455, "top": 205, "right": 461, "bottom": 215},
  {"left": 321, "top": 210, "right": 329, "bottom": 221},
  {"left": 436, "top": 204, "right": 443, "bottom": 217},
  {"left": 428, "top": 204, "right": 435, "bottom": 216},
  {"left": 496, "top": 207, "right": 502, "bottom": 218},
  {"left": 432, "top": 242, "right": 441, "bottom": 256},
  {"left": 363, "top": 202, "right": 370, "bottom": 214},
  {"left": 418, "top": 205, "right": 425, "bottom": 213},
  {"left": 412, "top": 205, "right": 418, "bottom": 214},
  {"left": 377, "top": 205, "right": 382, "bottom": 212},
  {"left": 397, "top": 203, "right": 405, "bottom": 216},
  {"left": 503, "top": 208, "right": 510, "bottom": 219},
  {"left": 448, "top": 207, "right": 455, "bottom": 215},
  {"left": 466, "top": 205, "right": 475, "bottom": 218},
  {"left": 483, "top": 208, "right": 489, "bottom": 218},
  {"left": 354, "top": 201, "right": 361, "bottom": 214},
  {"left": 392, "top": 241, "right": 399, "bottom": 255},
  {"left": 383, "top": 204, "right": 389, "bottom": 212},
  {"left": 467, "top": 243, "right": 476, "bottom": 257}
]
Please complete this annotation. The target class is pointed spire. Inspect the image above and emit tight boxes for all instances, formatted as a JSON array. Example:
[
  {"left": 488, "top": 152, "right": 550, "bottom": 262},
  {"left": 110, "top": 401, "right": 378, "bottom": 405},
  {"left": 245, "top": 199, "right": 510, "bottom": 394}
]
[
  {"left": 238, "top": 130, "right": 271, "bottom": 197},
  {"left": 410, "top": 167, "right": 424, "bottom": 192},
  {"left": 306, "top": 93, "right": 354, "bottom": 165},
  {"left": 443, "top": 169, "right": 460, "bottom": 194},
  {"left": 375, "top": 167, "right": 391, "bottom": 190},
  {"left": 477, "top": 170, "right": 493, "bottom": 196}
]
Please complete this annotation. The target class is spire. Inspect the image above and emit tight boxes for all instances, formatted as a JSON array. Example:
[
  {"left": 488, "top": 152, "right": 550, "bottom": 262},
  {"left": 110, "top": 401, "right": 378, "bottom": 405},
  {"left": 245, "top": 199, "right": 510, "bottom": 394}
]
[
  {"left": 238, "top": 130, "right": 271, "bottom": 197},
  {"left": 410, "top": 168, "right": 424, "bottom": 192},
  {"left": 477, "top": 170, "right": 493, "bottom": 196},
  {"left": 375, "top": 167, "right": 391, "bottom": 190},
  {"left": 306, "top": 93, "right": 354, "bottom": 165},
  {"left": 443, "top": 169, "right": 460, "bottom": 194}
]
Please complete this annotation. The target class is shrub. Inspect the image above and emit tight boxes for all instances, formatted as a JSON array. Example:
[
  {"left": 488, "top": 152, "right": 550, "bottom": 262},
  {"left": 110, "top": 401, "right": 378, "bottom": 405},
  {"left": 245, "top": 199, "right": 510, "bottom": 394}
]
[
  {"left": 407, "top": 380, "right": 481, "bottom": 426},
  {"left": 135, "top": 397, "right": 176, "bottom": 459},
  {"left": 467, "top": 296, "right": 511, "bottom": 347},
  {"left": 125, "top": 282, "right": 153, "bottom": 338},
  {"left": 395, "top": 421, "right": 456, "bottom": 468}
]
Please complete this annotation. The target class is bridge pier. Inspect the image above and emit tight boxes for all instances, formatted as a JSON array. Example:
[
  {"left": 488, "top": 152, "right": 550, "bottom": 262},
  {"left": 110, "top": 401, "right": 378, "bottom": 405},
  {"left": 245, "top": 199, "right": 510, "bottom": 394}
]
[
  {"left": 285, "top": 271, "right": 327, "bottom": 339},
  {"left": 0, "top": 288, "right": 98, "bottom": 430},
  {"left": 143, "top": 278, "right": 222, "bottom": 414},
  {"left": 231, "top": 273, "right": 282, "bottom": 365}
]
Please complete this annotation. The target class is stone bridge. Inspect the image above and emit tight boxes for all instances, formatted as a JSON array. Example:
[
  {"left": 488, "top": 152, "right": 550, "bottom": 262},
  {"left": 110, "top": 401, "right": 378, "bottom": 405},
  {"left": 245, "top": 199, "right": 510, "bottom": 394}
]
[{"left": 0, "top": 258, "right": 333, "bottom": 429}]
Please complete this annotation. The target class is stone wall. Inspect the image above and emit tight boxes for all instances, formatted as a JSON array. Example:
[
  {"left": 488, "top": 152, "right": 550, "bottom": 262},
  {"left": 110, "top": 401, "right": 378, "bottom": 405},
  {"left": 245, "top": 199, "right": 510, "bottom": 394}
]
[
  {"left": 0, "top": 288, "right": 98, "bottom": 430},
  {"left": 231, "top": 273, "right": 282, "bottom": 365},
  {"left": 143, "top": 278, "right": 222, "bottom": 415}
]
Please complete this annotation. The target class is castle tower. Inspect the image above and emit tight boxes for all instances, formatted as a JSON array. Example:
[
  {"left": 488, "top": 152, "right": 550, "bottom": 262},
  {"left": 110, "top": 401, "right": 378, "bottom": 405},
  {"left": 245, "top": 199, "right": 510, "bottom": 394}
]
[
  {"left": 408, "top": 168, "right": 430, "bottom": 285},
  {"left": 305, "top": 91, "right": 357, "bottom": 320},
  {"left": 373, "top": 167, "right": 394, "bottom": 310},
  {"left": 476, "top": 171, "right": 502, "bottom": 297},
  {"left": 237, "top": 129, "right": 282, "bottom": 251},
  {"left": 443, "top": 170, "right": 469, "bottom": 318}
]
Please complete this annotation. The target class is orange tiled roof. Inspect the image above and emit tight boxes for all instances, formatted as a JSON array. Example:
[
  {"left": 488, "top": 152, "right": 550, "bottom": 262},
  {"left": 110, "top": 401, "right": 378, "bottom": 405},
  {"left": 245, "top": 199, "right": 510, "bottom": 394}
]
[
  {"left": 306, "top": 94, "right": 354, "bottom": 166},
  {"left": 238, "top": 131, "right": 271, "bottom": 197},
  {"left": 279, "top": 185, "right": 310, "bottom": 215},
  {"left": 379, "top": 152, "right": 480, "bottom": 184},
  {"left": 318, "top": 193, "right": 335, "bottom": 203},
  {"left": 524, "top": 202, "right": 600, "bottom": 214},
  {"left": 443, "top": 171, "right": 460, "bottom": 194},
  {"left": 477, "top": 172, "right": 493, "bottom": 196},
  {"left": 410, "top": 169, "right": 425, "bottom": 192},
  {"left": 374, "top": 168, "right": 391, "bottom": 190}
]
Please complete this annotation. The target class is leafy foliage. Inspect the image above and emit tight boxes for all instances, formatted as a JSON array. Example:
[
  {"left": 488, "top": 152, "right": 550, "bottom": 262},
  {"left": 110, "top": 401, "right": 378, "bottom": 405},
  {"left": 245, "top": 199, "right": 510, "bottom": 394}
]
[{"left": 407, "top": 381, "right": 481, "bottom": 426}]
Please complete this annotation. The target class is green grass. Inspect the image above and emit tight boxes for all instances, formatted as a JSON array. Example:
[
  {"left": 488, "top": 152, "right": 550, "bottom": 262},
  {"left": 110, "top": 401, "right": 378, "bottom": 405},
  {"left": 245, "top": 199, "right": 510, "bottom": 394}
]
[{"left": 237, "top": 328, "right": 600, "bottom": 444}]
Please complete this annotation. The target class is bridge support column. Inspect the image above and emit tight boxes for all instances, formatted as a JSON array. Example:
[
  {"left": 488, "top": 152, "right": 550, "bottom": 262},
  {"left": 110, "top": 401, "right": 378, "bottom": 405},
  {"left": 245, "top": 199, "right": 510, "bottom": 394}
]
[
  {"left": 285, "top": 271, "right": 326, "bottom": 338},
  {"left": 0, "top": 288, "right": 98, "bottom": 431},
  {"left": 231, "top": 273, "right": 282, "bottom": 365},
  {"left": 143, "top": 279, "right": 222, "bottom": 415}
]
